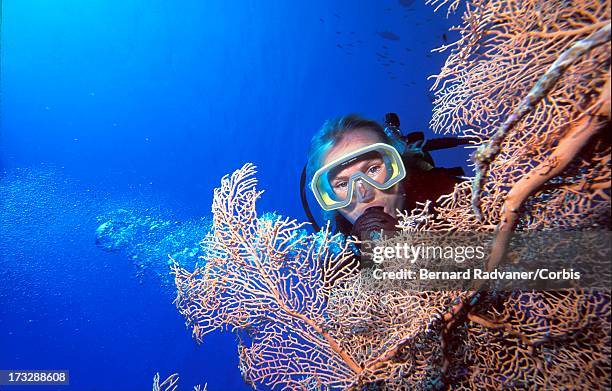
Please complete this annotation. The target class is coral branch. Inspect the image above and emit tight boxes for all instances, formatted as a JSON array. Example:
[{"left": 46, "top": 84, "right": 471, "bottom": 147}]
[
  {"left": 467, "top": 313, "right": 535, "bottom": 347},
  {"left": 173, "top": 1, "right": 611, "bottom": 389},
  {"left": 152, "top": 373, "right": 207, "bottom": 391},
  {"left": 153, "top": 373, "right": 179, "bottom": 391},
  {"left": 529, "top": 20, "right": 610, "bottom": 38},
  {"left": 471, "top": 22, "right": 611, "bottom": 219},
  {"left": 172, "top": 164, "right": 362, "bottom": 389},
  {"left": 487, "top": 75, "right": 610, "bottom": 272}
]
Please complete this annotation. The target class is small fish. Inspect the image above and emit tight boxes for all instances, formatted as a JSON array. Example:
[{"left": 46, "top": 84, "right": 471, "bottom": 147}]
[
  {"left": 389, "top": 59, "right": 395, "bottom": 63},
  {"left": 333, "top": 13, "right": 340, "bottom": 18},
  {"left": 336, "top": 31, "right": 342, "bottom": 35},
  {"left": 376, "top": 52, "right": 387, "bottom": 58},
  {"left": 386, "top": 7, "right": 392, "bottom": 11},
  {"left": 426, "top": 53, "right": 432, "bottom": 58},
  {"left": 350, "top": 31, "right": 355, "bottom": 35},
  {"left": 376, "top": 31, "right": 401, "bottom": 41},
  {"left": 405, "top": 48, "right": 412, "bottom": 52},
  {"left": 399, "top": 61, "right": 405, "bottom": 66},
  {"left": 382, "top": 63, "right": 390, "bottom": 67},
  {"left": 442, "top": 33, "right": 448, "bottom": 43},
  {"left": 336, "top": 44, "right": 343, "bottom": 48},
  {"left": 357, "top": 39, "right": 364, "bottom": 44},
  {"left": 382, "top": 45, "right": 389, "bottom": 49},
  {"left": 319, "top": 18, "right": 325, "bottom": 23}
]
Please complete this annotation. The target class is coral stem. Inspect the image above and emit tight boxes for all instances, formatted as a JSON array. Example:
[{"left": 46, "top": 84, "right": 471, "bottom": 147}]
[
  {"left": 471, "top": 22, "right": 611, "bottom": 219},
  {"left": 485, "top": 74, "right": 610, "bottom": 271}
]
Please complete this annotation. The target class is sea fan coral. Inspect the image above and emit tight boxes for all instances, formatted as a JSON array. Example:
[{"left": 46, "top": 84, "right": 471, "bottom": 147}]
[
  {"left": 172, "top": 163, "right": 364, "bottom": 389},
  {"left": 428, "top": 0, "right": 610, "bottom": 230},
  {"left": 173, "top": 163, "right": 610, "bottom": 389},
  {"left": 152, "top": 372, "right": 207, "bottom": 391},
  {"left": 171, "top": 163, "right": 474, "bottom": 389},
  {"left": 172, "top": 0, "right": 611, "bottom": 389}
]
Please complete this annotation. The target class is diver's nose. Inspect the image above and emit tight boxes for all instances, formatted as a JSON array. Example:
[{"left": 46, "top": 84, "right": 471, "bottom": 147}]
[{"left": 355, "top": 179, "right": 375, "bottom": 203}]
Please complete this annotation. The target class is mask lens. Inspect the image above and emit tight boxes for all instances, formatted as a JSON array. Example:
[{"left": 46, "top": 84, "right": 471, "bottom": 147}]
[
  {"left": 311, "top": 143, "right": 406, "bottom": 211},
  {"left": 327, "top": 151, "right": 389, "bottom": 198}
]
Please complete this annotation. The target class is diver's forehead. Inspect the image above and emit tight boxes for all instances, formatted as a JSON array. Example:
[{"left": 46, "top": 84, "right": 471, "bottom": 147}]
[{"left": 323, "top": 129, "right": 382, "bottom": 166}]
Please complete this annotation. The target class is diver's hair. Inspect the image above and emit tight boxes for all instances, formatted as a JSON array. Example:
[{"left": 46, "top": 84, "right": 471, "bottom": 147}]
[
  {"left": 306, "top": 114, "right": 409, "bottom": 187},
  {"left": 306, "top": 114, "right": 420, "bottom": 224}
]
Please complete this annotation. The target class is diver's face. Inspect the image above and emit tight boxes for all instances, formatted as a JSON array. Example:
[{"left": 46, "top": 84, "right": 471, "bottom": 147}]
[{"left": 322, "top": 129, "right": 405, "bottom": 224}]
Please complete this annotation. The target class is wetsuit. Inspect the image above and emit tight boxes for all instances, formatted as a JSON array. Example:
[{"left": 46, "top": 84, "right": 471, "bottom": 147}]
[{"left": 334, "top": 165, "right": 465, "bottom": 236}]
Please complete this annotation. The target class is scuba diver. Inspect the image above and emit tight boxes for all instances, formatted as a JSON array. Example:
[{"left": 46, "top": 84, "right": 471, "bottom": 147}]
[{"left": 300, "top": 113, "right": 470, "bottom": 242}]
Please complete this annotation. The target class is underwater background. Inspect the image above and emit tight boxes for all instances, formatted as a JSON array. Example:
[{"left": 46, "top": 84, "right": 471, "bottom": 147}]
[{"left": 0, "top": 1, "right": 469, "bottom": 390}]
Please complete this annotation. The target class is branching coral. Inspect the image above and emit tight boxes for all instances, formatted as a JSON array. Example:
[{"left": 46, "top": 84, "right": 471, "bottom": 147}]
[
  {"left": 417, "top": 0, "right": 610, "bottom": 388},
  {"left": 172, "top": 163, "right": 610, "bottom": 390},
  {"left": 172, "top": 0, "right": 611, "bottom": 389},
  {"left": 428, "top": 0, "right": 611, "bottom": 231},
  {"left": 172, "top": 163, "right": 363, "bottom": 388},
  {"left": 152, "top": 372, "right": 207, "bottom": 391},
  {"left": 446, "top": 290, "right": 611, "bottom": 389},
  {"left": 171, "top": 163, "right": 473, "bottom": 389}
]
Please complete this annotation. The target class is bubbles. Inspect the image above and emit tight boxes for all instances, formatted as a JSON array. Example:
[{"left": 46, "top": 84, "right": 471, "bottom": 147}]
[
  {"left": 0, "top": 164, "right": 211, "bottom": 288},
  {"left": 95, "top": 208, "right": 211, "bottom": 285}
]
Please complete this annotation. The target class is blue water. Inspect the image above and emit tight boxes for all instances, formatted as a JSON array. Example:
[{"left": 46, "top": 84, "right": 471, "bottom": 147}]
[{"left": 0, "top": 1, "right": 468, "bottom": 390}]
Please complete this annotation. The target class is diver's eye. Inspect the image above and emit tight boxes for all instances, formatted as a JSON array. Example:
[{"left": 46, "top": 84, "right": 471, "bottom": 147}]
[
  {"left": 367, "top": 164, "right": 382, "bottom": 177},
  {"left": 333, "top": 181, "right": 348, "bottom": 190}
]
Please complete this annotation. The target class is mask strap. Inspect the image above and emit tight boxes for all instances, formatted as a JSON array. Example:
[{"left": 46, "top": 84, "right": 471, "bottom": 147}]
[{"left": 300, "top": 165, "right": 321, "bottom": 232}]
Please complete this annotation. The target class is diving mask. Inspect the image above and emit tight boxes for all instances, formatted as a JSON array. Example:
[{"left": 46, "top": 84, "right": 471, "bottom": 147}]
[{"left": 311, "top": 143, "right": 406, "bottom": 211}]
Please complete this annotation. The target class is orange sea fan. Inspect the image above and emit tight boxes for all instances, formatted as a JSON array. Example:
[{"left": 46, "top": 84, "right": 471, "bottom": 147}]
[{"left": 172, "top": 0, "right": 611, "bottom": 389}]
